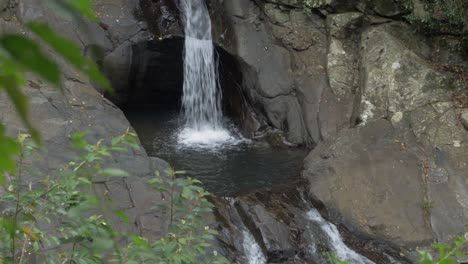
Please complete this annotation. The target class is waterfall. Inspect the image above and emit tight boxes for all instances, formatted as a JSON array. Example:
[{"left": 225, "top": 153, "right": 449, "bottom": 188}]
[
  {"left": 306, "top": 209, "right": 375, "bottom": 264},
  {"left": 178, "top": 0, "right": 234, "bottom": 147},
  {"left": 242, "top": 230, "right": 267, "bottom": 264}
]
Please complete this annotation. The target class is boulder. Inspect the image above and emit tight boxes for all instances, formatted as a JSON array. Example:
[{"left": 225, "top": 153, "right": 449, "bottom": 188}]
[
  {"left": 304, "top": 21, "right": 468, "bottom": 248},
  {"left": 222, "top": 0, "right": 311, "bottom": 145},
  {"left": 303, "top": 120, "right": 434, "bottom": 246}
]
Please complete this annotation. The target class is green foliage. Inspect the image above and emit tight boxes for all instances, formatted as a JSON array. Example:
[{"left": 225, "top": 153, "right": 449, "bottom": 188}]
[
  {"left": 0, "top": 124, "right": 21, "bottom": 185},
  {"left": 418, "top": 236, "right": 467, "bottom": 264},
  {"left": 123, "top": 169, "right": 229, "bottom": 264},
  {"left": 0, "top": 0, "right": 109, "bottom": 146},
  {"left": 327, "top": 253, "right": 349, "bottom": 264},
  {"left": 0, "top": 132, "right": 229, "bottom": 263},
  {"left": 0, "top": 1, "right": 226, "bottom": 263},
  {"left": 421, "top": 199, "right": 434, "bottom": 213},
  {"left": 404, "top": 0, "right": 467, "bottom": 36}
]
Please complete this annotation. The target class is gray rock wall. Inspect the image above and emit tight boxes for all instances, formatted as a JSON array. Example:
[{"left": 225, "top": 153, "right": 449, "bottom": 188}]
[{"left": 0, "top": 0, "right": 171, "bottom": 242}]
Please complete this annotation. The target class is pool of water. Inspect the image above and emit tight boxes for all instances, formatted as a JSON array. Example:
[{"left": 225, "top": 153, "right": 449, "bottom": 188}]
[{"left": 125, "top": 108, "right": 307, "bottom": 196}]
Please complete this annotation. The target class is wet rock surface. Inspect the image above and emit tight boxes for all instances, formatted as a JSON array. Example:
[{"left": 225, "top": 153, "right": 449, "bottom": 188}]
[
  {"left": 212, "top": 185, "right": 412, "bottom": 263},
  {"left": 1, "top": 0, "right": 467, "bottom": 263}
]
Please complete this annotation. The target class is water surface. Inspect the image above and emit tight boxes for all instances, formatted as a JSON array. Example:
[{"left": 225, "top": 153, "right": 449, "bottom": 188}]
[{"left": 125, "top": 108, "right": 307, "bottom": 196}]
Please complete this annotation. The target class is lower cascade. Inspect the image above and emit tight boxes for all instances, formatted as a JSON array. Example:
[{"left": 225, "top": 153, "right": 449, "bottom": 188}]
[
  {"left": 306, "top": 209, "right": 375, "bottom": 264},
  {"left": 242, "top": 230, "right": 267, "bottom": 264},
  {"left": 178, "top": 0, "right": 236, "bottom": 147}
]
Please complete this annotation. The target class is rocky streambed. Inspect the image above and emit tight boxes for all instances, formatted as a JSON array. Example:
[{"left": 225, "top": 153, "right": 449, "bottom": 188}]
[{"left": 1, "top": 0, "right": 467, "bottom": 263}]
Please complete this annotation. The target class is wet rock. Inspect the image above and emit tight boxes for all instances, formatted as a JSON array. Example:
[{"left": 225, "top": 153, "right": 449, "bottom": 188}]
[
  {"left": 213, "top": 187, "right": 410, "bottom": 263},
  {"left": 238, "top": 202, "right": 295, "bottom": 261},
  {"left": 371, "top": 0, "right": 410, "bottom": 17},
  {"left": 139, "top": 0, "right": 182, "bottom": 36},
  {"left": 304, "top": 120, "right": 434, "bottom": 246}
]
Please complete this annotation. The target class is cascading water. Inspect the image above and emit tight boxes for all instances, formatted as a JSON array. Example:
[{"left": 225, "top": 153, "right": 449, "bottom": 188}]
[
  {"left": 242, "top": 230, "right": 267, "bottom": 264},
  {"left": 178, "top": 0, "right": 236, "bottom": 147},
  {"left": 306, "top": 209, "right": 375, "bottom": 264}
]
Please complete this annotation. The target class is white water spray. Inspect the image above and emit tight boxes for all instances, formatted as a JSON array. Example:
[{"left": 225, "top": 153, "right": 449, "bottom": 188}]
[
  {"left": 306, "top": 209, "right": 374, "bottom": 264},
  {"left": 178, "top": 0, "right": 235, "bottom": 147},
  {"left": 242, "top": 230, "right": 267, "bottom": 264}
]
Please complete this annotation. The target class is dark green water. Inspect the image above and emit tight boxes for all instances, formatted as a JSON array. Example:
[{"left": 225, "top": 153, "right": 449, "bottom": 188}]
[{"left": 125, "top": 108, "right": 307, "bottom": 196}]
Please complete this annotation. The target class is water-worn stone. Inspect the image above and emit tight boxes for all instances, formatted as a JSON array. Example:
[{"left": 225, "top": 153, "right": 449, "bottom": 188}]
[
  {"left": 213, "top": 188, "right": 409, "bottom": 263},
  {"left": 303, "top": 120, "right": 434, "bottom": 246}
]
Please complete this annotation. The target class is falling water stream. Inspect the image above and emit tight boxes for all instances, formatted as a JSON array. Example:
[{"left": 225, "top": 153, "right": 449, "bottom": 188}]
[
  {"left": 178, "top": 0, "right": 236, "bottom": 147},
  {"left": 126, "top": 1, "right": 379, "bottom": 263}
]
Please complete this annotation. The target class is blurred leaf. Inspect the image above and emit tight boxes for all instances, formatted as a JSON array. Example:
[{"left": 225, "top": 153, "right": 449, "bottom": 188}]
[
  {"left": 98, "top": 168, "right": 129, "bottom": 177},
  {"left": 77, "top": 177, "right": 92, "bottom": 185},
  {"left": 0, "top": 217, "right": 16, "bottom": 238},
  {"left": 418, "top": 250, "right": 434, "bottom": 264},
  {"left": 21, "top": 226, "right": 39, "bottom": 241},
  {"left": 114, "top": 210, "right": 129, "bottom": 224},
  {"left": 0, "top": 34, "right": 61, "bottom": 86},
  {"left": 111, "top": 135, "right": 123, "bottom": 146},
  {"left": 23, "top": 213, "right": 37, "bottom": 223},
  {"left": 93, "top": 237, "right": 114, "bottom": 252},
  {"left": 67, "top": 0, "right": 97, "bottom": 21},
  {"left": 69, "top": 131, "right": 89, "bottom": 149},
  {"left": 0, "top": 75, "right": 40, "bottom": 142},
  {"left": 27, "top": 22, "right": 111, "bottom": 91},
  {"left": 46, "top": 0, "right": 97, "bottom": 22}
]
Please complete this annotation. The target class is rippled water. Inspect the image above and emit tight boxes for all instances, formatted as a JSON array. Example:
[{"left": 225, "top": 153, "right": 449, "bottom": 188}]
[{"left": 125, "top": 109, "right": 306, "bottom": 196}]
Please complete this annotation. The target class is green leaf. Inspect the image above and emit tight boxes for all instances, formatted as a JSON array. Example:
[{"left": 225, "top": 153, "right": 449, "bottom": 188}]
[
  {"left": 67, "top": 0, "right": 97, "bottom": 21},
  {"left": 77, "top": 177, "right": 92, "bottom": 185},
  {"left": 0, "top": 124, "right": 21, "bottom": 179},
  {"left": 69, "top": 131, "right": 89, "bottom": 149},
  {"left": 46, "top": 0, "right": 97, "bottom": 22},
  {"left": 0, "top": 34, "right": 61, "bottom": 86},
  {"left": 0, "top": 75, "right": 40, "bottom": 142},
  {"left": 98, "top": 168, "right": 129, "bottom": 177},
  {"left": 0, "top": 217, "right": 16, "bottom": 238},
  {"left": 27, "top": 22, "right": 111, "bottom": 91},
  {"left": 148, "top": 178, "right": 162, "bottom": 184},
  {"left": 114, "top": 210, "right": 129, "bottom": 224},
  {"left": 418, "top": 250, "right": 434, "bottom": 264},
  {"left": 93, "top": 237, "right": 114, "bottom": 252},
  {"left": 111, "top": 135, "right": 123, "bottom": 146}
]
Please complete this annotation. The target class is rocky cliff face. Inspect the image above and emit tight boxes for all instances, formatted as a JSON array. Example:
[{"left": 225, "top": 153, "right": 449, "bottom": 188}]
[
  {"left": 1, "top": 0, "right": 467, "bottom": 262},
  {"left": 0, "top": 0, "right": 172, "bottom": 241},
  {"left": 216, "top": 0, "right": 467, "bottom": 258},
  {"left": 230, "top": 0, "right": 466, "bottom": 254}
]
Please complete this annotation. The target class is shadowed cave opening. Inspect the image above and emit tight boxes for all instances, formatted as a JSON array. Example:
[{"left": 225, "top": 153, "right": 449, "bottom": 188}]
[{"left": 107, "top": 37, "right": 307, "bottom": 196}]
